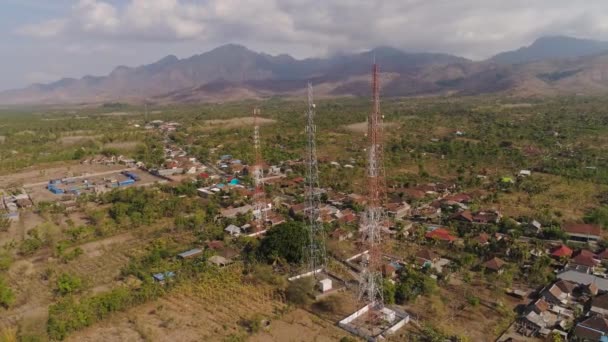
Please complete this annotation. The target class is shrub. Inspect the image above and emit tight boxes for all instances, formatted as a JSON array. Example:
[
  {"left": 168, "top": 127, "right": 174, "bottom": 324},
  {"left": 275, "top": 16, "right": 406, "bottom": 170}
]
[
  {"left": 286, "top": 277, "right": 313, "bottom": 306},
  {"left": 0, "top": 277, "right": 14, "bottom": 308},
  {"left": 56, "top": 273, "right": 84, "bottom": 296}
]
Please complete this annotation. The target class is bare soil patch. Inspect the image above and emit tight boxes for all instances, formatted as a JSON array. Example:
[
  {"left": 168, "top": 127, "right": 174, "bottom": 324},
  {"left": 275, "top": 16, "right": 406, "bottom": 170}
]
[
  {"left": 104, "top": 141, "right": 139, "bottom": 150},
  {"left": 199, "top": 117, "right": 276, "bottom": 130},
  {"left": 59, "top": 135, "right": 102, "bottom": 145},
  {"left": 344, "top": 121, "right": 396, "bottom": 133},
  {"left": 101, "top": 112, "right": 135, "bottom": 117}
]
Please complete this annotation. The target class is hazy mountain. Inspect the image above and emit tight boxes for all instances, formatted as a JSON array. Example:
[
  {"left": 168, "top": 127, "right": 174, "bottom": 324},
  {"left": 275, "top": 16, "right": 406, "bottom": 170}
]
[
  {"left": 2, "top": 37, "right": 608, "bottom": 105},
  {"left": 0, "top": 44, "right": 468, "bottom": 105},
  {"left": 490, "top": 36, "right": 608, "bottom": 64}
]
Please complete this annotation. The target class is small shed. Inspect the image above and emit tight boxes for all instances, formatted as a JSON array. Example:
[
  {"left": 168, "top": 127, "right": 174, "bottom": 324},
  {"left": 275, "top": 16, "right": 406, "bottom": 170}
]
[
  {"left": 208, "top": 255, "right": 231, "bottom": 267},
  {"left": 152, "top": 271, "right": 175, "bottom": 284},
  {"left": 177, "top": 248, "right": 203, "bottom": 259},
  {"left": 318, "top": 278, "right": 333, "bottom": 293}
]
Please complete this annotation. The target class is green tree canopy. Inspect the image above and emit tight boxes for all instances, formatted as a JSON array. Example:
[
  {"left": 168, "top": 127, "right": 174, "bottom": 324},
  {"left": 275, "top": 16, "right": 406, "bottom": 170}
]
[{"left": 258, "top": 221, "right": 308, "bottom": 264}]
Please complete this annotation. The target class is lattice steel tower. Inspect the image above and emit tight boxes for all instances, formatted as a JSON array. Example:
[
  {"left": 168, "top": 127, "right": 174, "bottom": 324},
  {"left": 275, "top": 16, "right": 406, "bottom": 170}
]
[
  {"left": 252, "top": 108, "right": 267, "bottom": 231},
  {"left": 305, "top": 83, "right": 327, "bottom": 275},
  {"left": 358, "top": 63, "right": 386, "bottom": 310}
]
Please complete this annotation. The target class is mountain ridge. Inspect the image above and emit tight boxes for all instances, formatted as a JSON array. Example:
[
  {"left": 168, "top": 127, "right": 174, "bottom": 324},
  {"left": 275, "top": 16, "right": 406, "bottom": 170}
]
[{"left": 3, "top": 36, "right": 608, "bottom": 105}]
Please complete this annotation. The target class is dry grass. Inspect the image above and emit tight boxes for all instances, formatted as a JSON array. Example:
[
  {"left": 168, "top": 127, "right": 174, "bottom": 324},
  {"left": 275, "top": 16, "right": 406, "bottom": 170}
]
[
  {"left": 104, "top": 141, "right": 139, "bottom": 150},
  {"left": 497, "top": 173, "right": 606, "bottom": 219},
  {"left": 343, "top": 121, "right": 396, "bottom": 133},
  {"left": 198, "top": 117, "right": 276, "bottom": 131},
  {"left": 401, "top": 276, "right": 523, "bottom": 341},
  {"left": 59, "top": 135, "right": 102, "bottom": 145},
  {"left": 66, "top": 264, "right": 289, "bottom": 342}
]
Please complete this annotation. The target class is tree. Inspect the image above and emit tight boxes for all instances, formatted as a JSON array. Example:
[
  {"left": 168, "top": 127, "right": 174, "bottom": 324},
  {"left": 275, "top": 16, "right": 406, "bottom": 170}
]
[
  {"left": 383, "top": 279, "right": 396, "bottom": 304},
  {"left": 258, "top": 221, "right": 308, "bottom": 264}
]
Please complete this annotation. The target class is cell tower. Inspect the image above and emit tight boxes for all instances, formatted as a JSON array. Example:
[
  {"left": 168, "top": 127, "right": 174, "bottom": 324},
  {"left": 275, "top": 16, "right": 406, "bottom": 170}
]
[
  {"left": 252, "top": 108, "right": 267, "bottom": 232},
  {"left": 358, "top": 63, "right": 386, "bottom": 312},
  {"left": 305, "top": 83, "right": 327, "bottom": 275},
  {"left": 144, "top": 101, "right": 149, "bottom": 123}
]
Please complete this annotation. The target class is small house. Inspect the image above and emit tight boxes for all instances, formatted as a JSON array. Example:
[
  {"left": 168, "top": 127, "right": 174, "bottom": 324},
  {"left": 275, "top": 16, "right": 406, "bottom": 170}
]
[
  {"left": 385, "top": 202, "right": 411, "bottom": 220},
  {"left": 483, "top": 257, "right": 506, "bottom": 274},
  {"left": 562, "top": 223, "right": 602, "bottom": 242},
  {"left": 591, "top": 293, "right": 608, "bottom": 316},
  {"left": 550, "top": 245, "right": 573, "bottom": 259},
  {"left": 425, "top": 228, "right": 456, "bottom": 242},
  {"left": 416, "top": 249, "right": 440, "bottom": 268},
  {"left": 574, "top": 316, "right": 608, "bottom": 341},
  {"left": 225, "top": 224, "right": 242, "bottom": 237}
]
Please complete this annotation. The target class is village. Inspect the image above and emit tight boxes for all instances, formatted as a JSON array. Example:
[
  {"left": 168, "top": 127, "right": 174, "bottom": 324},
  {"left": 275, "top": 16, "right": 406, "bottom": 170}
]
[{"left": 1, "top": 104, "right": 607, "bottom": 341}]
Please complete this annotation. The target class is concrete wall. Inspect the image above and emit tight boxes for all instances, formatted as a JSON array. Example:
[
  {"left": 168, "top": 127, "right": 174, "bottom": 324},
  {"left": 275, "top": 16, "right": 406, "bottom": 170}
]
[{"left": 288, "top": 269, "right": 323, "bottom": 282}]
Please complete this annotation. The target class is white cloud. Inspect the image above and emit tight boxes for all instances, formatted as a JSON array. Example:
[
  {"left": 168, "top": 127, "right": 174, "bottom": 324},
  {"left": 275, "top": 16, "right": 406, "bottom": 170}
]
[{"left": 13, "top": 0, "right": 608, "bottom": 59}]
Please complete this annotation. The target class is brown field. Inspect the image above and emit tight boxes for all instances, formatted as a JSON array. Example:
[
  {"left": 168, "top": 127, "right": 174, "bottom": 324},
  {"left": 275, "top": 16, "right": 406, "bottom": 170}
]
[
  {"left": 65, "top": 265, "right": 354, "bottom": 342},
  {"left": 101, "top": 112, "right": 136, "bottom": 116},
  {"left": 0, "top": 218, "right": 175, "bottom": 338},
  {"left": 400, "top": 275, "right": 525, "bottom": 341},
  {"left": 59, "top": 135, "right": 103, "bottom": 145},
  {"left": 198, "top": 117, "right": 276, "bottom": 130},
  {"left": 497, "top": 173, "right": 607, "bottom": 219},
  {"left": 103, "top": 141, "right": 139, "bottom": 150},
  {"left": 344, "top": 121, "right": 396, "bottom": 133},
  {"left": 0, "top": 211, "right": 46, "bottom": 246}
]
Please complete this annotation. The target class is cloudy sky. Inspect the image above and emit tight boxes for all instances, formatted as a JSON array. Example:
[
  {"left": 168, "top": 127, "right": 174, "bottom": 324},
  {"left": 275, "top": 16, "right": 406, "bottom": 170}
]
[{"left": 2, "top": 0, "right": 608, "bottom": 91}]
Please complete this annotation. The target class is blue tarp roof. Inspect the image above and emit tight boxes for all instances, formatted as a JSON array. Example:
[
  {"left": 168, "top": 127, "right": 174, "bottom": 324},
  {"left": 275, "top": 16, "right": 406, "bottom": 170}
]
[{"left": 229, "top": 179, "right": 239, "bottom": 185}]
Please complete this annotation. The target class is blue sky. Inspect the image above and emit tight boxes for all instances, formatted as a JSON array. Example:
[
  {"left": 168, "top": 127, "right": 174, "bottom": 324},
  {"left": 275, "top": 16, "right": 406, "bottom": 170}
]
[{"left": 2, "top": 0, "right": 608, "bottom": 92}]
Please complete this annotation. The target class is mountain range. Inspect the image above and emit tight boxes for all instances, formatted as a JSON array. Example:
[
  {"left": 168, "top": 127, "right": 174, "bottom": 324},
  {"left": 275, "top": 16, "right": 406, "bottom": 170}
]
[{"left": 2, "top": 35, "right": 608, "bottom": 105}]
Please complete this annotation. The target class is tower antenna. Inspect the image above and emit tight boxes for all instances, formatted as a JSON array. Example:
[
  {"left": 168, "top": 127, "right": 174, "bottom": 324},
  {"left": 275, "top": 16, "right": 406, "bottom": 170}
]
[
  {"left": 358, "top": 62, "right": 386, "bottom": 322},
  {"left": 252, "top": 108, "right": 267, "bottom": 232},
  {"left": 305, "top": 83, "right": 327, "bottom": 276}
]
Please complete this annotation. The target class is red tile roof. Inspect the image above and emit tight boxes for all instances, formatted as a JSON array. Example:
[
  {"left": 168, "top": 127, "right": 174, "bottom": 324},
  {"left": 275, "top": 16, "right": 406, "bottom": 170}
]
[
  {"left": 598, "top": 249, "right": 608, "bottom": 260},
  {"left": 550, "top": 245, "right": 573, "bottom": 258},
  {"left": 425, "top": 228, "right": 456, "bottom": 242},
  {"left": 451, "top": 210, "right": 473, "bottom": 222},
  {"left": 444, "top": 193, "right": 472, "bottom": 203},
  {"left": 563, "top": 223, "right": 601, "bottom": 236},
  {"left": 478, "top": 232, "right": 490, "bottom": 244},
  {"left": 484, "top": 257, "right": 506, "bottom": 271},
  {"left": 571, "top": 253, "right": 599, "bottom": 267}
]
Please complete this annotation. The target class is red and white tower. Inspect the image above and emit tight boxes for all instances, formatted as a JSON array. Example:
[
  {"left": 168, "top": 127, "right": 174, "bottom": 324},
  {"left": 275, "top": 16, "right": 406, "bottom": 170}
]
[{"left": 358, "top": 63, "right": 386, "bottom": 313}]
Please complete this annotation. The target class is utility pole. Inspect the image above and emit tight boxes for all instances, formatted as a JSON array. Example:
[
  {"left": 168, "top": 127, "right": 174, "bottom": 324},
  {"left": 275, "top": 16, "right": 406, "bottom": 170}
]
[
  {"left": 305, "top": 83, "right": 327, "bottom": 276},
  {"left": 358, "top": 63, "right": 386, "bottom": 320},
  {"left": 252, "top": 108, "right": 267, "bottom": 232}
]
